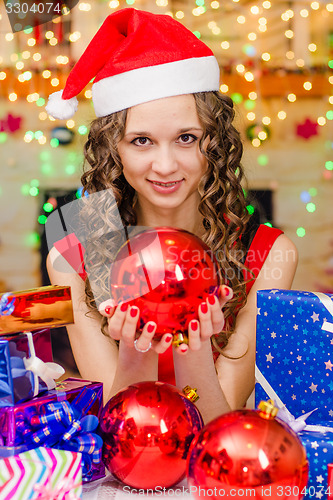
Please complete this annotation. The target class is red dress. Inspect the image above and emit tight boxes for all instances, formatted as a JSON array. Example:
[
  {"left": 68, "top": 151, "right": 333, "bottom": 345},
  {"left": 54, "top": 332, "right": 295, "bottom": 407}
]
[{"left": 54, "top": 224, "right": 283, "bottom": 385}]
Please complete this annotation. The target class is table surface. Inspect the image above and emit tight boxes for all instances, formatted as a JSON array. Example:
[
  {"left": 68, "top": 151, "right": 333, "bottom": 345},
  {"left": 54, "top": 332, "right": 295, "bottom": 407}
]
[{"left": 82, "top": 474, "right": 192, "bottom": 500}]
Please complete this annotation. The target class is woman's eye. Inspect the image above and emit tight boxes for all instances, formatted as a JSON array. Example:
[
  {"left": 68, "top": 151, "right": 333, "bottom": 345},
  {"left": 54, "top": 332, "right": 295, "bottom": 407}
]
[
  {"left": 178, "top": 134, "right": 197, "bottom": 144},
  {"left": 132, "top": 137, "right": 150, "bottom": 146}
]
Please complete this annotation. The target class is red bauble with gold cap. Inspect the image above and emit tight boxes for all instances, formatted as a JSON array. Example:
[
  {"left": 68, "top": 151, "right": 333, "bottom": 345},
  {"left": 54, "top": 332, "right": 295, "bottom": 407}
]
[
  {"left": 187, "top": 401, "right": 309, "bottom": 500},
  {"left": 109, "top": 227, "right": 220, "bottom": 340},
  {"left": 100, "top": 381, "right": 203, "bottom": 489}
]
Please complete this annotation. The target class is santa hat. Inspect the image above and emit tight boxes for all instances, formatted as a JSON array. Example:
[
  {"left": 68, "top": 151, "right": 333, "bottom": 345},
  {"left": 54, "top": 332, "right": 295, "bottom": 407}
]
[{"left": 45, "top": 8, "right": 220, "bottom": 119}]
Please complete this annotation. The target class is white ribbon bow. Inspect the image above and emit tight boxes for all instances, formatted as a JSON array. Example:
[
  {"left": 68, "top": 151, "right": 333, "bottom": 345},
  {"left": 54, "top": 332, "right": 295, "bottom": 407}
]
[
  {"left": 255, "top": 365, "right": 333, "bottom": 434},
  {"left": 312, "top": 292, "right": 333, "bottom": 334},
  {"left": 23, "top": 331, "right": 65, "bottom": 397}
]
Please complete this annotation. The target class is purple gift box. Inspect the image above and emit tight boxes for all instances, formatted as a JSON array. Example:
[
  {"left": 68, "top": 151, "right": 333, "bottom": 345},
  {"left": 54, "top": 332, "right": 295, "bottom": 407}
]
[
  {"left": 0, "top": 329, "right": 56, "bottom": 406},
  {"left": 0, "top": 377, "right": 105, "bottom": 482}
]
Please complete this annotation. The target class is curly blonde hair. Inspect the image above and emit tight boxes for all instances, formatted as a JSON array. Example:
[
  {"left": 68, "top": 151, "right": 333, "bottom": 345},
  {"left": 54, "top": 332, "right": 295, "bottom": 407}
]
[{"left": 80, "top": 91, "right": 251, "bottom": 354}]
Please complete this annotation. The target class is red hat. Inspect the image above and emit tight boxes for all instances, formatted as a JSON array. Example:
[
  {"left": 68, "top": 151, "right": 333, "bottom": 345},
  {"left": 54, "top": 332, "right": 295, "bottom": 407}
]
[{"left": 45, "top": 8, "right": 220, "bottom": 119}]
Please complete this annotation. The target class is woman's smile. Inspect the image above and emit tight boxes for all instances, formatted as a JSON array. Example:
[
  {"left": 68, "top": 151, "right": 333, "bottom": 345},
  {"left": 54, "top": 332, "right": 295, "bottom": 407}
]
[{"left": 147, "top": 179, "right": 184, "bottom": 193}]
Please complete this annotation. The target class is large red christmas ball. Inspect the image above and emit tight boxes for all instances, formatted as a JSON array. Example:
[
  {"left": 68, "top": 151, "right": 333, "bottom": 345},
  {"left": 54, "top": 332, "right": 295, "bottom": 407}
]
[
  {"left": 187, "top": 408, "right": 309, "bottom": 499},
  {"left": 109, "top": 227, "right": 220, "bottom": 338},
  {"left": 100, "top": 381, "right": 203, "bottom": 489}
]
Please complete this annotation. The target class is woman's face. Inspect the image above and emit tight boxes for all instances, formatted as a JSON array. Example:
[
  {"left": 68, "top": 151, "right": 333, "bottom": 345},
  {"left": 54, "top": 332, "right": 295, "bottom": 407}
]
[{"left": 117, "top": 94, "right": 209, "bottom": 217}]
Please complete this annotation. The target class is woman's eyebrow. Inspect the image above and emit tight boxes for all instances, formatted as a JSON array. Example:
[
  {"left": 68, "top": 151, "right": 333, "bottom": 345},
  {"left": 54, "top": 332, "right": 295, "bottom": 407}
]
[{"left": 124, "top": 127, "right": 203, "bottom": 136}]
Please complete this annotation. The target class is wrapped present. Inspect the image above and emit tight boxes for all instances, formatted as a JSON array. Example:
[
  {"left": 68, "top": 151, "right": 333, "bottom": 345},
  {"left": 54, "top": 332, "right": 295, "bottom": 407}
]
[
  {"left": 0, "top": 378, "right": 105, "bottom": 483},
  {"left": 297, "top": 427, "right": 333, "bottom": 498},
  {"left": 255, "top": 289, "right": 333, "bottom": 497},
  {"left": 0, "top": 447, "right": 82, "bottom": 499},
  {"left": 0, "top": 329, "right": 64, "bottom": 407},
  {"left": 0, "top": 285, "right": 74, "bottom": 335},
  {"left": 255, "top": 289, "right": 333, "bottom": 421}
]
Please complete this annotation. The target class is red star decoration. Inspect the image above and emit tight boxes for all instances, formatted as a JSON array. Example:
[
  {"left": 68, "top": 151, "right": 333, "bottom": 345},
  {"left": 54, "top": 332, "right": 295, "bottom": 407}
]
[
  {"left": 0, "top": 113, "right": 22, "bottom": 133},
  {"left": 296, "top": 117, "right": 319, "bottom": 140}
]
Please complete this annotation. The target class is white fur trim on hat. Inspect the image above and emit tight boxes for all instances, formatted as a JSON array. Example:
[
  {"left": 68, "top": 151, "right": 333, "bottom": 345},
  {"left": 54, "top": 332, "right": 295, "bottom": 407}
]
[
  {"left": 45, "top": 90, "right": 79, "bottom": 120},
  {"left": 92, "top": 56, "right": 220, "bottom": 117}
]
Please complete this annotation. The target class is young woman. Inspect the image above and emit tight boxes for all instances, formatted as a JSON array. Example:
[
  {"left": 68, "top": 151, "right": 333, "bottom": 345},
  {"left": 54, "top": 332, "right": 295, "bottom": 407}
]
[{"left": 46, "top": 8, "right": 298, "bottom": 423}]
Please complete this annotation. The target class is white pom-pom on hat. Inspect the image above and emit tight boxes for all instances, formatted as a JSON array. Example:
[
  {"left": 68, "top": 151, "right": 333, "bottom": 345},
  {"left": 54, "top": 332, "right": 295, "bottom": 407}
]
[{"left": 45, "top": 90, "right": 78, "bottom": 120}]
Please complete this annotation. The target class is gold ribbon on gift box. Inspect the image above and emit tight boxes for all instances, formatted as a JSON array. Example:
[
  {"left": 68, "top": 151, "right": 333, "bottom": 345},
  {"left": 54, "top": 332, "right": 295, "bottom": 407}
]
[{"left": 0, "top": 285, "right": 74, "bottom": 335}]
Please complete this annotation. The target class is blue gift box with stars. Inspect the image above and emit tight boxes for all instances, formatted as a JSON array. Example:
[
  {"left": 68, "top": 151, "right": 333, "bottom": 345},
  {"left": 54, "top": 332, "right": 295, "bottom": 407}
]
[
  {"left": 298, "top": 428, "right": 333, "bottom": 498},
  {"left": 255, "top": 289, "right": 333, "bottom": 496},
  {"left": 255, "top": 289, "right": 333, "bottom": 421}
]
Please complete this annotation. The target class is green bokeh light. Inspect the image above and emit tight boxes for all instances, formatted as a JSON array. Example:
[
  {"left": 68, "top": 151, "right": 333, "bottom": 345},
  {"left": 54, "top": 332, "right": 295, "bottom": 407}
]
[
  {"left": 325, "top": 161, "right": 333, "bottom": 171},
  {"left": 29, "top": 186, "right": 39, "bottom": 196},
  {"left": 196, "top": 0, "right": 205, "bottom": 5},
  {"left": 328, "top": 60, "right": 333, "bottom": 69},
  {"left": 231, "top": 93, "right": 243, "bottom": 104},
  {"left": 21, "top": 184, "right": 30, "bottom": 196},
  {"left": 296, "top": 227, "right": 306, "bottom": 237},
  {"left": 38, "top": 215, "right": 48, "bottom": 225},
  {"left": 257, "top": 154, "right": 269, "bottom": 166},
  {"left": 264, "top": 222, "right": 273, "bottom": 227},
  {"left": 0, "top": 132, "right": 7, "bottom": 143},
  {"left": 326, "top": 110, "right": 333, "bottom": 120},
  {"left": 78, "top": 126, "right": 88, "bottom": 135},
  {"left": 24, "top": 232, "right": 40, "bottom": 247},
  {"left": 34, "top": 131, "right": 43, "bottom": 139},
  {"left": 23, "top": 26, "right": 33, "bottom": 34},
  {"left": 244, "top": 100, "right": 256, "bottom": 111},
  {"left": 65, "top": 164, "right": 76, "bottom": 175},
  {"left": 40, "top": 151, "right": 51, "bottom": 161},
  {"left": 193, "top": 31, "right": 201, "bottom": 39},
  {"left": 22, "top": 71, "right": 32, "bottom": 81},
  {"left": 41, "top": 164, "right": 53, "bottom": 176},
  {"left": 36, "top": 98, "right": 45, "bottom": 107},
  {"left": 43, "top": 202, "right": 54, "bottom": 213},
  {"left": 306, "top": 202, "right": 316, "bottom": 213},
  {"left": 246, "top": 204, "right": 255, "bottom": 215},
  {"left": 50, "top": 138, "right": 59, "bottom": 148},
  {"left": 30, "top": 179, "right": 39, "bottom": 187},
  {"left": 308, "top": 187, "right": 317, "bottom": 196}
]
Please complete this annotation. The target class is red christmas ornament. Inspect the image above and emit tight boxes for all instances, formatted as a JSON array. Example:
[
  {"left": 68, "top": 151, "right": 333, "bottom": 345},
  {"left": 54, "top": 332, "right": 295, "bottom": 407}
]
[
  {"left": 187, "top": 402, "right": 309, "bottom": 500},
  {"left": 100, "top": 381, "right": 203, "bottom": 489},
  {"left": 109, "top": 227, "right": 220, "bottom": 339}
]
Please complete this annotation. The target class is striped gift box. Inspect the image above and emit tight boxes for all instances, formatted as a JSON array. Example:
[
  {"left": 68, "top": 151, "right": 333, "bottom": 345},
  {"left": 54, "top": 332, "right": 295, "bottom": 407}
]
[{"left": 0, "top": 447, "right": 82, "bottom": 499}]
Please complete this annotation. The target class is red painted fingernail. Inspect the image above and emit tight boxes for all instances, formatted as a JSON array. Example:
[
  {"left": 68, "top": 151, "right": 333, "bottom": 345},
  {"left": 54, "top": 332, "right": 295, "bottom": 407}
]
[
  {"left": 105, "top": 306, "right": 112, "bottom": 315},
  {"left": 224, "top": 287, "right": 230, "bottom": 296},
  {"left": 200, "top": 302, "right": 208, "bottom": 314},
  {"left": 120, "top": 303, "right": 128, "bottom": 312},
  {"left": 208, "top": 295, "right": 216, "bottom": 305},
  {"left": 165, "top": 335, "right": 172, "bottom": 342},
  {"left": 130, "top": 307, "right": 138, "bottom": 317},
  {"left": 180, "top": 347, "right": 187, "bottom": 353},
  {"left": 191, "top": 321, "right": 198, "bottom": 331},
  {"left": 147, "top": 323, "right": 155, "bottom": 333}
]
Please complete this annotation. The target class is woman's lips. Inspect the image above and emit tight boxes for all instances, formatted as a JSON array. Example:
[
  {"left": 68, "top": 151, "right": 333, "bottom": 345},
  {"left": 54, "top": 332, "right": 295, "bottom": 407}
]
[{"left": 147, "top": 179, "right": 184, "bottom": 194}]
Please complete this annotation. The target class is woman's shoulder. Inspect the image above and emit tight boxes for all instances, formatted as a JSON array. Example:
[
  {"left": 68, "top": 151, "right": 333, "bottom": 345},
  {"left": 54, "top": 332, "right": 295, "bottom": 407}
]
[{"left": 48, "top": 233, "right": 87, "bottom": 281}]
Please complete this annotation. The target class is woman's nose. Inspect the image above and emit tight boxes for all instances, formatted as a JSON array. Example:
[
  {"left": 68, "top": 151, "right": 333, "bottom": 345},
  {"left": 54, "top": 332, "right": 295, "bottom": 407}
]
[{"left": 151, "top": 146, "right": 177, "bottom": 175}]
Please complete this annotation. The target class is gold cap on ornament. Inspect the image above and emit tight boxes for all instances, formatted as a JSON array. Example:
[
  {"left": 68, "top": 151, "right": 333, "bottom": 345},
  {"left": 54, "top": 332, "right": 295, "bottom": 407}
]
[
  {"left": 183, "top": 385, "right": 199, "bottom": 403},
  {"left": 258, "top": 399, "right": 279, "bottom": 419}
]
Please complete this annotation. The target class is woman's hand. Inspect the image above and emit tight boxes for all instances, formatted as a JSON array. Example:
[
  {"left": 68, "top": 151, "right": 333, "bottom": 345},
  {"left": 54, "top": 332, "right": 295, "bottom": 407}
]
[
  {"left": 98, "top": 301, "right": 173, "bottom": 354},
  {"left": 174, "top": 285, "right": 233, "bottom": 355}
]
